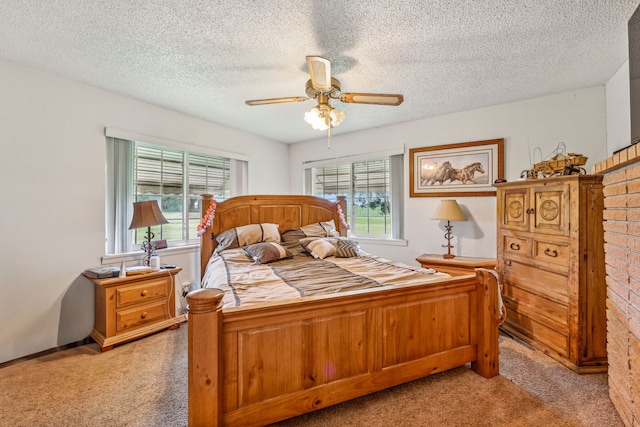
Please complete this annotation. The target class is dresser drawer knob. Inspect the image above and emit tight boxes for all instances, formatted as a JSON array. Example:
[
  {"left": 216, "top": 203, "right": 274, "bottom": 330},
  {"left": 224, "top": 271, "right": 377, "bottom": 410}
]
[
  {"left": 544, "top": 248, "right": 558, "bottom": 257},
  {"left": 141, "top": 290, "right": 148, "bottom": 297},
  {"left": 141, "top": 311, "right": 148, "bottom": 319},
  {"left": 509, "top": 243, "right": 520, "bottom": 250}
]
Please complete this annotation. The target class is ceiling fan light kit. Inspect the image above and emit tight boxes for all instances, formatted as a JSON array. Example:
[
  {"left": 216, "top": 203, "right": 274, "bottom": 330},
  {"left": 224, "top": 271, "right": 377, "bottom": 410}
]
[
  {"left": 304, "top": 105, "right": 345, "bottom": 132},
  {"left": 245, "top": 56, "right": 404, "bottom": 147}
]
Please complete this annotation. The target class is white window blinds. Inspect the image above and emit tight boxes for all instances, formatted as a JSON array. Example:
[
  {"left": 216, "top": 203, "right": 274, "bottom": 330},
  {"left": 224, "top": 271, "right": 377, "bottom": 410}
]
[
  {"left": 310, "top": 155, "right": 403, "bottom": 239},
  {"left": 106, "top": 137, "right": 242, "bottom": 254}
]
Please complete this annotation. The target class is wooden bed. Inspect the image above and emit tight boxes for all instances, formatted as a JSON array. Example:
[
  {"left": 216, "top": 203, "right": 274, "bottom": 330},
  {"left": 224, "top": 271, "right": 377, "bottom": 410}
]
[{"left": 186, "top": 194, "right": 502, "bottom": 426}]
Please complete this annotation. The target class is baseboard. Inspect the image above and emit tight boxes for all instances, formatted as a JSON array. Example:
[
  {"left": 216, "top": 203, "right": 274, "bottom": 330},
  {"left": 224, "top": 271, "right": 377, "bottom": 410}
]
[{"left": 0, "top": 337, "right": 92, "bottom": 370}]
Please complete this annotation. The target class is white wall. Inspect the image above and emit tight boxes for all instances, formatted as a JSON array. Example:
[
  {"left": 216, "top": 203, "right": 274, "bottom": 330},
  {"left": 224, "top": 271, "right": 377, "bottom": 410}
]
[
  {"left": 289, "top": 87, "right": 608, "bottom": 266},
  {"left": 606, "top": 60, "right": 632, "bottom": 153},
  {"left": 0, "top": 59, "right": 289, "bottom": 364}
]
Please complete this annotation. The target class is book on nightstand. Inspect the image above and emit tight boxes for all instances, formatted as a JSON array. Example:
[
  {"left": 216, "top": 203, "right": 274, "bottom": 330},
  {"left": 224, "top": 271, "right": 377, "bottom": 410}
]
[{"left": 125, "top": 266, "right": 153, "bottom": 275}]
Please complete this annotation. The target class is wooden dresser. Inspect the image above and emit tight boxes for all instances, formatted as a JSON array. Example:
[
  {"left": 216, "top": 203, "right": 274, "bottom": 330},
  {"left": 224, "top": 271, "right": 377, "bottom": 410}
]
[
  {"left": 495, "top": 175, "right": 607, "bottom": 373},
  {"left": 86, "top": 267, "right": 186, "bottom": 351}
]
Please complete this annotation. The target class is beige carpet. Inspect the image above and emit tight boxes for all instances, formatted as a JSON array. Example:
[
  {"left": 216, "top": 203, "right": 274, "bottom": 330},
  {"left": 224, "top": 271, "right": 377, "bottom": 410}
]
[{"left": 0, "top": 324, "right": 622, "bottom": 427}]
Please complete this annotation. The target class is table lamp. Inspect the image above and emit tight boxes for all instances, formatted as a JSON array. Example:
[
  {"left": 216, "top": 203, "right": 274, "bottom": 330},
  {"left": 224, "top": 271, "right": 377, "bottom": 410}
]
[
  {"left": 431, "top": 199, "right": 467, "bottom": 259},
  {"left": 129, "top": 200, "right": 169, "bottom": 266}
]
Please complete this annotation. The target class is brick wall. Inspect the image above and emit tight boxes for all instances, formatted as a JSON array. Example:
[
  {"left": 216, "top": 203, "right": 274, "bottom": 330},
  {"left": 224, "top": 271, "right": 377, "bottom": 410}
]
[{"left": 594, "top": 145, "right": 640, "bottom": 426}]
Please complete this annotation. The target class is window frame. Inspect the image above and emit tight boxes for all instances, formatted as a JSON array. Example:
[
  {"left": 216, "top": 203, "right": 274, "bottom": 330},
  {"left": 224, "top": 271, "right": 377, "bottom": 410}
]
[
  {"left": 130, "top": 141, "right": 232, "bottom": 247},
  {"left": 105, "top": 128, "right": 248, "bottom": 255},
  {"left": 304, "top": 151, "right": 404, "bottom": 241}
]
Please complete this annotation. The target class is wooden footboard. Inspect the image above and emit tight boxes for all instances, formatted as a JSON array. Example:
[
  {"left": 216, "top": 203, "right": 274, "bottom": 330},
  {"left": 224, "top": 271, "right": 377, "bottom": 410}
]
[{"left": 186, "top": 269, "right": 500, "bottom": 426}]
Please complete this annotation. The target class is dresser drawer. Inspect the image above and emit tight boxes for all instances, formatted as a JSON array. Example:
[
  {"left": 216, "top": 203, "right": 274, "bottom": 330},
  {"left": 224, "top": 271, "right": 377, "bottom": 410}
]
[
  {"left": 503, "top": 260, "right": 569, "bottom": 304},
  {"left": 116, "top": 301, "right": 169, "bottom": 332},
  {"left": 501, "top": 310, "right": 569, "bottom": 357},
  {"left": 503, "top": 235, "right": 530, "bottom": 259},
  {"left": 532, "top": 240, "right": 570, "bottom": 268},
  {"left": 116, "top": 278, "right": 170, "bottom": 308},
  {"left": 502, "top": 285, "right": 568, "bottom": 331}
]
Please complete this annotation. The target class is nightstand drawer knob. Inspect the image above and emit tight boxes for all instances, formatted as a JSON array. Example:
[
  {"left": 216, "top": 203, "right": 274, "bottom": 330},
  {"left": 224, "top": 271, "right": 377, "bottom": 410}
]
[
  {"left": 141, "top": 290, "right": 148, "bottom": 297},
  {"left": 509, "top": 242, "right": 520, "bottom": 250},
  {"left": 141, "top": 311, "right": 148, "bottom": 319},
  {"left": 544, "top": 248, "right": 558, "bottom": 257}
]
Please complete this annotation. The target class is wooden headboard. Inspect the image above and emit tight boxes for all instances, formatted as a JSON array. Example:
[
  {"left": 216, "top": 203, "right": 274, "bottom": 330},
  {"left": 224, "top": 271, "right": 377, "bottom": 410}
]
[{"left": 199, "top": 194, "right": 347, "bottom": 278}]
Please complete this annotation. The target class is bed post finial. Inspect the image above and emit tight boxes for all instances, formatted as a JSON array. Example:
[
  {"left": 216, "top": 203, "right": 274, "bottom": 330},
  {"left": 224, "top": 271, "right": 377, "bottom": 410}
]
[{"left": 186, "top": 288, "right": 224, "bottom": 426}]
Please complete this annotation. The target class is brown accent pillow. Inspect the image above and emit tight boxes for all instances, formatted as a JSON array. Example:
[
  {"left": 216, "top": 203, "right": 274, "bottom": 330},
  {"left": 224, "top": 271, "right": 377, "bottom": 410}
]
[
  {"left": 301, "top": 238, "right": 336, "bottom": 259},
  {"left": 280, "top": 228, "right": 307, "bottom": 244},
  {"left": 244, "top": 242, "right": 293, "bottom": 264}
]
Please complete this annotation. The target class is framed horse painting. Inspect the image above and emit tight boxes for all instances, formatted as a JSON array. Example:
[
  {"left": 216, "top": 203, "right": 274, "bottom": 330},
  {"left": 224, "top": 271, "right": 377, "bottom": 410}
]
[{"left": 409, "top": 138, "right": 504, "bottom": 197}]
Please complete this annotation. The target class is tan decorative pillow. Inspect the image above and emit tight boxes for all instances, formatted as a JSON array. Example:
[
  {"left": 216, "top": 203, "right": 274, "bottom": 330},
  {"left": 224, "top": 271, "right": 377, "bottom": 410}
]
[
  {"left": 236, "top": 223, "right": 280, "bottom": 245},
  {"left": 216, "top": 223, "right": 280, "bottom": 252},
  {"left": 244, "top": 242, "right": 292, "bottom": 264},
  {"left": 301, "top": 238, "right": 336, "bottom": 259},
  {"left": 300, "top": 219, "right": 337, "bottom": 238}
]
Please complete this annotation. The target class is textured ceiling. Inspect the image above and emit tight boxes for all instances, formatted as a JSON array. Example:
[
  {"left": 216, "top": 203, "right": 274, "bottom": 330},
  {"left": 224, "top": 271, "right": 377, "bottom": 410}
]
[{"left": 1, "top": 1, "right": 639, "bottom": 143}]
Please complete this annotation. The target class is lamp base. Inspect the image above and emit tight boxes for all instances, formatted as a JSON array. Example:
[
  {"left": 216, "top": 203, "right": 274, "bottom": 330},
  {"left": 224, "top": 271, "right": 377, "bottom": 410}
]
[
  {"left": 441, "top": 221, "right": 456, "bottom": 259},
  {"left": 141, "top": 227, "right": 154, "bottom": 266}
]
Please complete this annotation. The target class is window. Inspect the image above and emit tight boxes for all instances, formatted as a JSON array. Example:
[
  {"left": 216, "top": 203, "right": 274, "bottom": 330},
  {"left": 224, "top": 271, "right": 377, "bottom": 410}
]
[
  {"left": 309, "top": 154, "right": 403, "bottom": 239},
  {"left": 131, "top": 143, "right": 230, "bottom": 245},
  {"left": 106, "top": 137, "right": 244, "bottom": 254}
]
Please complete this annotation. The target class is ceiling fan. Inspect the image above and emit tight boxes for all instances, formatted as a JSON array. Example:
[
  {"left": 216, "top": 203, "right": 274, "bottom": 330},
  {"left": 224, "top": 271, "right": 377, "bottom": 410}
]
[{"left": 245, "top": 56, "right": 404, "bottom": 146}]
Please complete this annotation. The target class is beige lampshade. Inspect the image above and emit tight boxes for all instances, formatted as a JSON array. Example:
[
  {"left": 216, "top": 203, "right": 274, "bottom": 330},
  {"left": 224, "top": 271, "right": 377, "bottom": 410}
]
[
  {"left": 431, "top": 200, "right": 467, "bottom": 221},
  {"left": 128, "top": 200, "right": 169, "bottom": 229}
]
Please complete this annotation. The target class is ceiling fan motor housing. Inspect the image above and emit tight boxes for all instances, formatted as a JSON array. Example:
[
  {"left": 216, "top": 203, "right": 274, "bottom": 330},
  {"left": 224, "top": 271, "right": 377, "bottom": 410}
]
[{"left": 305, "top": 78, "right": 342, "bottom": 99}]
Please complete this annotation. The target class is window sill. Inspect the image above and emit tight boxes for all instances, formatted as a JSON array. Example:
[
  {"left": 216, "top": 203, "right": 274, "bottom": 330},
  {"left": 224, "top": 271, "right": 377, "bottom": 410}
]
[
  {"left": 350, "top": 237, "right": 408, "bottom": 247},
  {"left": 101, "top": 244, "right": 199, "bottom": 265}
]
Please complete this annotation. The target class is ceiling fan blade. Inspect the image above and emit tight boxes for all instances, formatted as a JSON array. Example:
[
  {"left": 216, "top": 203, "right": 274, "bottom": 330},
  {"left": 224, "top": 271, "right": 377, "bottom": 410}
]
[
  {"left": 339, "top": 93, "right": 404, "bottom": 106},
  {"left": 306, "top": 56, "right": 332, "bottom": 92},
  {"left": 245, "top": 96, "right": 309, "bottom": 106}
]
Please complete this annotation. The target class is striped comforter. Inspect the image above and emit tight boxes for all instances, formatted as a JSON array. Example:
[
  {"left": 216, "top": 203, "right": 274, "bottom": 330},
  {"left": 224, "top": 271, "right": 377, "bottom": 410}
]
[{"left": 201, "top": 248, "right": 452, "bottom": 308}]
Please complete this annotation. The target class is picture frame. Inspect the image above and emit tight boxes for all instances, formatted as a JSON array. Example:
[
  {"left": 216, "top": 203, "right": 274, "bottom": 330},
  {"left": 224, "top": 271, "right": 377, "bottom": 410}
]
[{"left": 409, "top": 138, "right": 504, "bottom": 197}]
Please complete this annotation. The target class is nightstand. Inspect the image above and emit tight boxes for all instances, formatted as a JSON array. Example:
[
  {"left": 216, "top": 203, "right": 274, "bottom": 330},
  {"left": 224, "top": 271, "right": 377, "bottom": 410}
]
[
  {"left": 85, "top": 267, "right": 186, "bottom": 351},
  {"left": 416, "top": 254, "right": 497, "bottom": 276}
]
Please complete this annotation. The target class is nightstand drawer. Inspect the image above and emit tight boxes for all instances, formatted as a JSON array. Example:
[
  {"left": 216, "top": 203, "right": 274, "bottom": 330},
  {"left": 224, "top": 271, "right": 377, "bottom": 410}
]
[
  {"left": 116, "top": 301, "right": 169, "bottom": 332},
  {"left": 116, "top": 278, "right": 170, "bottom": 308}
]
